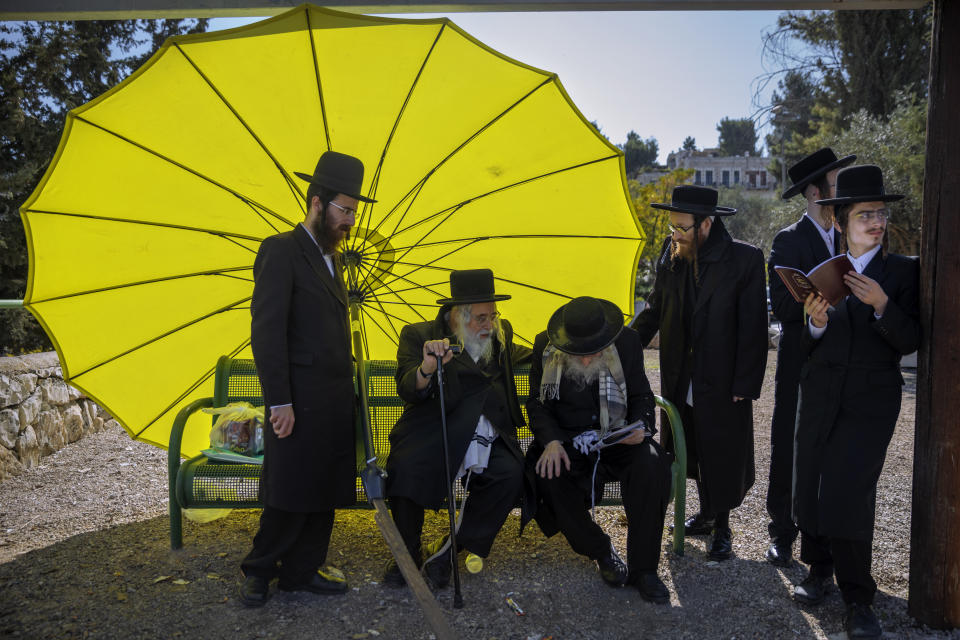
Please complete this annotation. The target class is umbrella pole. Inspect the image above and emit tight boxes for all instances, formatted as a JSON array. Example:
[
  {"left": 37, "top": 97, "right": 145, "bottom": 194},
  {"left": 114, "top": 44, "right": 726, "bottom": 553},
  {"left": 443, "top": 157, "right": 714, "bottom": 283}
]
[
  {"left": 434, "top": 354, "right": 464, "bottom": 609},
  {"left": 346, "top": 293, "right": 456, "bottom": 638}
]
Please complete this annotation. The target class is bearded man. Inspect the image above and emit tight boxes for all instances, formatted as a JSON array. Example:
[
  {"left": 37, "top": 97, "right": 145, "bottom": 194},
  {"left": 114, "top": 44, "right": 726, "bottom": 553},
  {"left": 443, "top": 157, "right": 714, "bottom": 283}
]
[
  {"left": 383, "top": 269, "right": 532, "bottom": 588},
  {"left": 631, "top": 185, "right": 768, "bottom": 561},
  {"left": 526, "top": 297, "right": 673, "bottom": 603},
  {"left": 241, "top": 151, "right": 374, "bottom": 606}
]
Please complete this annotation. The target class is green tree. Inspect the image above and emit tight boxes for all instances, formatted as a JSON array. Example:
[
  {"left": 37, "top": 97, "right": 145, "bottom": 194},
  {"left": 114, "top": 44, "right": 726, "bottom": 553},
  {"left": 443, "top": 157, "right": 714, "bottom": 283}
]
[
  {"left": 720, "top": 188, "right": 795, "bottom": 259},
  {"left": 0, "top": 19, "right": 207, "bottom": 354},
  {"left": 630, "top": 168, "right": 694, "bottom": 299},
  {"left": 716, "top": 117, "right": 758, "bottom": 156},
  {"left": 764, "top": 70, "right": 821, "bottom": 174},
  {"left": 622, "top": 131, "right": 659, "bottom": 175},
  {"left": 682, "top": 136, "right": 697, "bottom": 151}
]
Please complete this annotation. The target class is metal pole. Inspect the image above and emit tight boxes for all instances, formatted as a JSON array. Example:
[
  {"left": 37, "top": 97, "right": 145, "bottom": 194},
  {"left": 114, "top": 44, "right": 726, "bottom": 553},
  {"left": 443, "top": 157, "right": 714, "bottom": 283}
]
[
  {"left": 434, "top": 353, "right": 464, "bottom": 609},
  {"left": 0, "top": 300, "right": 24, "bottom": 308}
]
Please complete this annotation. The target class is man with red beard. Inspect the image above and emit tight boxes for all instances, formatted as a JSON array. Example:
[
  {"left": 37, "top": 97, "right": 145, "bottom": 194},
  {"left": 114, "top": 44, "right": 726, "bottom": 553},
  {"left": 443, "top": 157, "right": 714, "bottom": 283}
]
[
  {"left": 240, "top": 151, "right": 374, "bottom": 607},
  {"left": 383, "top": 269, "right": 532, "bottom": 589},
  {"left": 632, "top": 185, "right": 768, "bottom": 562}
]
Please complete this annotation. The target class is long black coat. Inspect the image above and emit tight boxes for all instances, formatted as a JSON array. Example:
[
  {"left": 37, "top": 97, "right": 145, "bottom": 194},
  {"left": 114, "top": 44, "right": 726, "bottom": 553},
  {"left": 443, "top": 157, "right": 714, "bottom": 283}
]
[
  {"left": 250, "top": 224, "right": 356, "bottom": 513},
  {"left": 632, "top": 220, "right": 768, "bottom": 511},
  {"left": 385, "top": 309, "right": 532, "bottom": 509},
  {"left": 794, "top": 251, "right": 919, "bottom": 541}
]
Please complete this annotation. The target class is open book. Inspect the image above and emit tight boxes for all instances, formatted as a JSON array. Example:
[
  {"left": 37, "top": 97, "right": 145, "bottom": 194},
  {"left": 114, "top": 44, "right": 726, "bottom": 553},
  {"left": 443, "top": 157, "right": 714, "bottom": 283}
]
[{"left": 774, "top": 254, "right": 854, "bottom": 306}]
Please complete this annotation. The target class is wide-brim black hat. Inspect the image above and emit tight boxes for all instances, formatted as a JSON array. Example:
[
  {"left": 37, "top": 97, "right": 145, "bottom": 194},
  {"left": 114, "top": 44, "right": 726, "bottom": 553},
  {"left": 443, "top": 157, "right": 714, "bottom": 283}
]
[
  {"left": 781, "top": 147, "right": 856, "bottom": 200},
  {"left": 436, "top": 268, "right": 511, "bottom": 306},
  {"left": 294, "top": 150, "right": 377, "bottom": 203},
  {"left": 651, "top": 185, "right": 736, "bottom": 217},
  {"left": 814, "top": 165, "right": 904, "bottom": 207},
  {"left": 547, "top": 296, "right": 624, "bottom": 356}
]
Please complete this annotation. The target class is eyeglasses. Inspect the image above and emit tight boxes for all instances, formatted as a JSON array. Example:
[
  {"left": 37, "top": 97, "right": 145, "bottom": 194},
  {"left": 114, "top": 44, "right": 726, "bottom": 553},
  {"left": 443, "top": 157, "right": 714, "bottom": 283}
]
[
  {"left": 470, "top": 311, "right": 501, "bottom": 326},
  {"left": 669, "top": 222, "right": 697, "bottom": 235},
  {"left": 852, "top": 208, "right": 889, "bottom": 223},
  {"left": 327, "top": 201, "right": 357, "bottom": 217}
]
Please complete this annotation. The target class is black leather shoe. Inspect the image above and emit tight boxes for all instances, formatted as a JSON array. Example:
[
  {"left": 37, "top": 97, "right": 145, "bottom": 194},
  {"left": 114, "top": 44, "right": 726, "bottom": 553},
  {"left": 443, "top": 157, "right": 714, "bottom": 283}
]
[
  {"left": 844, "top": 603, "right": 882, "bottom": 638},
  {"left": 670, "top": 512, "right": 716, "bottom": 536},
  {"left": 635, "top": 572, "right": 669, "bottom": 604},
  {"left": 765, "top": 541, "right": 793, "bottom": 567},
  {"left": 707, "top": 526, "right": 733, "bottom": 560},
  {"left": 596, "top": 546, "right": 628, "bottom": 587},
  {"left": 278, "top": 566, "right": 348, "bottom": 595},
  {"left": 793, "top": 570, "right": 831, "bottom": 605},
  {"left": 383, "top": 559, "right": 405, "bottom": 587},
  {"left": 239, "top": 575, "right": 270, "bottom": 607},
  {"left": 423, "top": 540, "right": 452, "bottom": 590}
]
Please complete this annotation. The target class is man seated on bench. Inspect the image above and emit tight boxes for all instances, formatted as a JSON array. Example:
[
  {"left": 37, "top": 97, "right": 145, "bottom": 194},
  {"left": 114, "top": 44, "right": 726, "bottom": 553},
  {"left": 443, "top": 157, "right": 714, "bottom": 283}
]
[
  {"left": 383, "top": 268, "right": 533, "bottom": 588},
  {"left": 526, "top": 297, "right": 673, "bottom": 603}
]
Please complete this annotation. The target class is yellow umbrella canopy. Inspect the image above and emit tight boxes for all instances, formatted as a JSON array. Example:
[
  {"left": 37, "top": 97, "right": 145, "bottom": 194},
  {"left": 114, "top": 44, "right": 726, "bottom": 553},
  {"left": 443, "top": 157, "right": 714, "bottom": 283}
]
[{"left": 20, "top": 4, "right": 644, "bottom": 457}]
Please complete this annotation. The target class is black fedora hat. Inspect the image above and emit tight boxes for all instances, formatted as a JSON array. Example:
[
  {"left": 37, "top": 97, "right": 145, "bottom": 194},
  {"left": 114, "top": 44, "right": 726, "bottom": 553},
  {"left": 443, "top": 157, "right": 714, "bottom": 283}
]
[
  {"left": 547, "top": 297, "right": 624, "bottom": 356},
  {"left": 294, "top": 150, "right": 376, "bottom": 203},
  {"left": 651, "top": 185, "right": 736, "bottom": 217},
  {"left": 781, "top": 147, "right": 856, "bottom": 200},
  {"left": 436, "top": 269, "right": 511, "bottom": 306},
  {"left": 814, "top": 165, "right": 904, "bottom": 207}
]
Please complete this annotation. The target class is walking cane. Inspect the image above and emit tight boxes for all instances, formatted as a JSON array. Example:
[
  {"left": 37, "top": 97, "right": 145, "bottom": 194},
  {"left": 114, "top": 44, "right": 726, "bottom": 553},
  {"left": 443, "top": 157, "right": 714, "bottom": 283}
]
[{"left": 435, "top": 348, "right": 464, "bottom": 609}]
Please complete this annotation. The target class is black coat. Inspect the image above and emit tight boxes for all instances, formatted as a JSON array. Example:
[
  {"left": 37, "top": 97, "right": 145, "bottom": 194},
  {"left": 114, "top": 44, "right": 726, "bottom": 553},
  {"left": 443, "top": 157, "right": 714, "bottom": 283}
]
[
  {"left": 631, "top": 220, "right": 768, "bottom": 511},
  {"left": 385, "top": 309, "right": 532, "bottom": 509},
  {"left": 526, "top": 327, "right": 656, "bottom": 446},
  {"left": 250, "top": 224, "right": 356, "bottom": 512},
  {"left": 769, "top": 215, "right": 840, "bottom": 408},
  {"left": 794, "top": 251, "right": 919, "bottom": 541}
]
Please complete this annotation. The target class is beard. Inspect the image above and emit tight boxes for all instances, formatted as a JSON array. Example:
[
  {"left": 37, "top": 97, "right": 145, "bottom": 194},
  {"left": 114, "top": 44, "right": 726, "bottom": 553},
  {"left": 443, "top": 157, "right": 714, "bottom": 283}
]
[
  {"left": 560, "top": 351, "right": 606, "bottom": 390},
  {"left": 315, "top": 209, "right": 351, "bottom": 254},
  {"left": 670, "top": 238, "right": 695, "bottom": 262},
  {"left": 458, "top": 326, "right": 494, "bottom": 365}
]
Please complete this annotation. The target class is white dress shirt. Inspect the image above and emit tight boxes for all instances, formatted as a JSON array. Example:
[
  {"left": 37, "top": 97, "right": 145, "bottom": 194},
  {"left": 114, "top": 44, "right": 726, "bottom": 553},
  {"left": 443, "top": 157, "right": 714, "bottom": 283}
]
[
  {"left": 804, "top": 212, "right": 836, "bottom": 258},
  {"left": 809, "top": 244, "right": 883, "bottom": 339}
]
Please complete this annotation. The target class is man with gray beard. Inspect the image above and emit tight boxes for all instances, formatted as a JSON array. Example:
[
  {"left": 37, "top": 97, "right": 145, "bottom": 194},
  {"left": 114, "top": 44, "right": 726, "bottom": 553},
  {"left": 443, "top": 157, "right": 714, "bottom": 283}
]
[
  {"left": 383, "top": 269, "right": 532, "bottom": 588},
  {"left": 526, "top": 297, "right": 673, "bottom": 603}
]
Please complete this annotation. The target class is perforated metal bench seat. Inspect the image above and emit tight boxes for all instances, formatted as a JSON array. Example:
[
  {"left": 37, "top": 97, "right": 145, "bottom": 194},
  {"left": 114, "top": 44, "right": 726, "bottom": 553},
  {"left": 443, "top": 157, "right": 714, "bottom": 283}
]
[{"left": 168, "top": 356, "right": 687, "bottom": 553}]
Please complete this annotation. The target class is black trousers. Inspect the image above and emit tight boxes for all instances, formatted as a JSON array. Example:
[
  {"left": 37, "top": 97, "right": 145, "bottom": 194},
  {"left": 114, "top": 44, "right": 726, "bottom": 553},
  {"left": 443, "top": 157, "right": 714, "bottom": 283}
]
[
  {"left": 537, "top": 438, "right": 671, "bottom": 574},
  {"left": 241, "top": 506, "right": 335, "bottom": 586},
  {"left": 799, "top": 530, "right": 876, "bottom": 605},
  {"left": 391, "top": 438, "right": 524, "bottom": 560},
  {"left": 766, "top": 348, "right": 801, "bottom": 544}
]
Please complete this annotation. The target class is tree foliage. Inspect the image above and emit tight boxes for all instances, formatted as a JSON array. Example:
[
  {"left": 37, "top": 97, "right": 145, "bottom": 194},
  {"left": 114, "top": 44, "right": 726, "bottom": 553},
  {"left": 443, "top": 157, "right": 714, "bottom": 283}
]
[
  {"left": 681, "top": 136, "right": 697, "bottom": 151},
  {"left": 716, "top": 117, "right": 758, "bottom": 156},
  {"left": 622, "top": 131, "right": 659, "bottom": 175},
  {"left": 630, "top": 168, "right": 694, "bottom": 299},
  {"left": 0, "top": 19, "right": 207, "bottom": 354}
]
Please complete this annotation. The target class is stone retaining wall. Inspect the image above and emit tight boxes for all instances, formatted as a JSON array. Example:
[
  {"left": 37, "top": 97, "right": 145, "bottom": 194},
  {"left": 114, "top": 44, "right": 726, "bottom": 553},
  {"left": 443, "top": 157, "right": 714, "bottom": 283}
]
[{"left": 0, "top": 352, "right": 117, "bottom": 482}]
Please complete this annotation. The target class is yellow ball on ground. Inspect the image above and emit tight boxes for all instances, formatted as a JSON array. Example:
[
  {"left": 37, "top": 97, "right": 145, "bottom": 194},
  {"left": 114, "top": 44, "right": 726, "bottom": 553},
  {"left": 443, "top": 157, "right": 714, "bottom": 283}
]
[{"left": 465, "top": 553, "right": 483, "bottom": 574}]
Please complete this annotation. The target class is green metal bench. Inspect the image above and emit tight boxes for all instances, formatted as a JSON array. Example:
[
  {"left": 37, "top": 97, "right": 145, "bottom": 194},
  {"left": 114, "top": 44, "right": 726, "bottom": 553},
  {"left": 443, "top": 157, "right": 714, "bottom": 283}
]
[{"left": 168, "top": 356, "right": 687, "bottom": 553}]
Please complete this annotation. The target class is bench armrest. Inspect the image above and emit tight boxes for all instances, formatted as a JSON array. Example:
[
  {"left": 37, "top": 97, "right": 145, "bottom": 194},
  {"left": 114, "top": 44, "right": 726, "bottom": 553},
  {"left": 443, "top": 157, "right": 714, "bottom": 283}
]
[
  {"left": 655, "top": 395, "right": 686, "bottom": 555},
  {"left": 168, "top": 398, "right": 215, "bottom": 488}
]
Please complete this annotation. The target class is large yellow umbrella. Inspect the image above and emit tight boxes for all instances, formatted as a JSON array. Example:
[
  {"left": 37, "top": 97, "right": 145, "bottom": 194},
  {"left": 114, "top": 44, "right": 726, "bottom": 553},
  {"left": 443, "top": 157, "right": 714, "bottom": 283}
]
[{"left": 20, "top": 4, "right": 644, "bottom": 458}]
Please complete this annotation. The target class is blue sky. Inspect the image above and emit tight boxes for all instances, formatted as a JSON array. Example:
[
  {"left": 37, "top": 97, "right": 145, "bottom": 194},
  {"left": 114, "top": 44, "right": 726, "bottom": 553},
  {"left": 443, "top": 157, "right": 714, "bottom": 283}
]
[{"left": 212, "top": 11, "right": 788, "bottom": 163}]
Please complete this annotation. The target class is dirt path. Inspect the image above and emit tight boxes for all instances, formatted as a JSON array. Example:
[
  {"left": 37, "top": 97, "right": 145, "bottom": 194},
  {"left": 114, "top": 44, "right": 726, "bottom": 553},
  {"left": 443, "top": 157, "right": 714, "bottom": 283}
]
[{"left": 0, "top": 352, "right": 955, "bottom": 639}]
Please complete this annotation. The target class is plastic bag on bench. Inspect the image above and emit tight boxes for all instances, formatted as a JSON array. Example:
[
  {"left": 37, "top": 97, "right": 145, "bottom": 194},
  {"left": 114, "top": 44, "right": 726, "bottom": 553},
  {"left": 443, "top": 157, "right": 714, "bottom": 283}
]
[{"left": 202, "top": 402, "right": 264, "bottom": 459}]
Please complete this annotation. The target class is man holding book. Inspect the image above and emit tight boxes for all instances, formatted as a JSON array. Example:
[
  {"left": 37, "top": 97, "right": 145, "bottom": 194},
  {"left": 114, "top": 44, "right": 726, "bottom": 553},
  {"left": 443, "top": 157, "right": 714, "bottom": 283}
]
[
  {"left": 765, "top": 148, "right": 856, "bottom": 568},
  {"left": 525, "top": 297, "right": 673, "bottom": 602},
  {"left": 631, "top": 186, "right": 768, "bottom": 561},
  {"left": 793, "top": 165, "right": 919, "bottom": 638}
]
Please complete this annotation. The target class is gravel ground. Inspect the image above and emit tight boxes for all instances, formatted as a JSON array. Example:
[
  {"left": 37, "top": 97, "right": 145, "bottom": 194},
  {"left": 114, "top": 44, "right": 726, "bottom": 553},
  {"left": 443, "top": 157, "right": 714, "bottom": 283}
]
[{"left": 0, "top": 351, "right": 956, "bottom": 640}]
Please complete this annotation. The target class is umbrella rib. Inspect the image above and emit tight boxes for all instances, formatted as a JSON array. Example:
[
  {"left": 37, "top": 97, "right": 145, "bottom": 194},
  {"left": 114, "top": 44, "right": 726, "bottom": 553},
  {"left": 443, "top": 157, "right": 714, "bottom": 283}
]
[
  {"left": 392, "top": 154, "right": 620, "bottom": 240},
  {"left": 360, "top": 259, "right": 448, "bottom": 301},
  {"left": 358, "top": 280, "right": 405, "bottom": 344},
  {"left": 29, "top": 266, "right": 253, "bottom": 304},
  {"left": 355, "top": 23, "right": 446, "bottom": 252},
  {"left": 24, "top": 208, "right": 268, "bottom": 243},
  {"left": 173, "top": 43, "right": 307, "bottom": 214},
  {"left": 73, "top": 115, "right": 297, "bottom": 229},
  {"left": 364, "top": 75, "right": 554, "bottom": 250},
  {"left": 383, "top": 233, "right": 640, "bottom": 253},
  {"left": 305, "top": 8, "right": 332, "bottom": 151},
  {"left": 360, "top": 302, "right": 415, "bottom": 333},
  {"left": 375, "top": 237, "right": 480, "bottom": 293},
  {"left": 70, "top": 296, "right": 253, "bottom": 380},
  {"left": 132, "top": 338, "right": 251, "bottom": 439},
  {"left": 362, "top": 274, "right": 430, "bottom": 324},
  {"left": 372, "top": 280, "right": 447, "bottom": 297},
  {"left": 354, "top": 259, "right": 430, "bottom": 325},
  {"left": 359, "top": 306, "right": 400, "bottom": 351}
]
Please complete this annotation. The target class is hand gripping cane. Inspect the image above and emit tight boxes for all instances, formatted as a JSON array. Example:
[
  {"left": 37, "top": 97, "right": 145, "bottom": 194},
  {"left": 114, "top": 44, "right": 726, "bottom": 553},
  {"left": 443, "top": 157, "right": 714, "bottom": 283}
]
[{"left": 435, "top": 350, "right": 464, "bottom": 609}]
